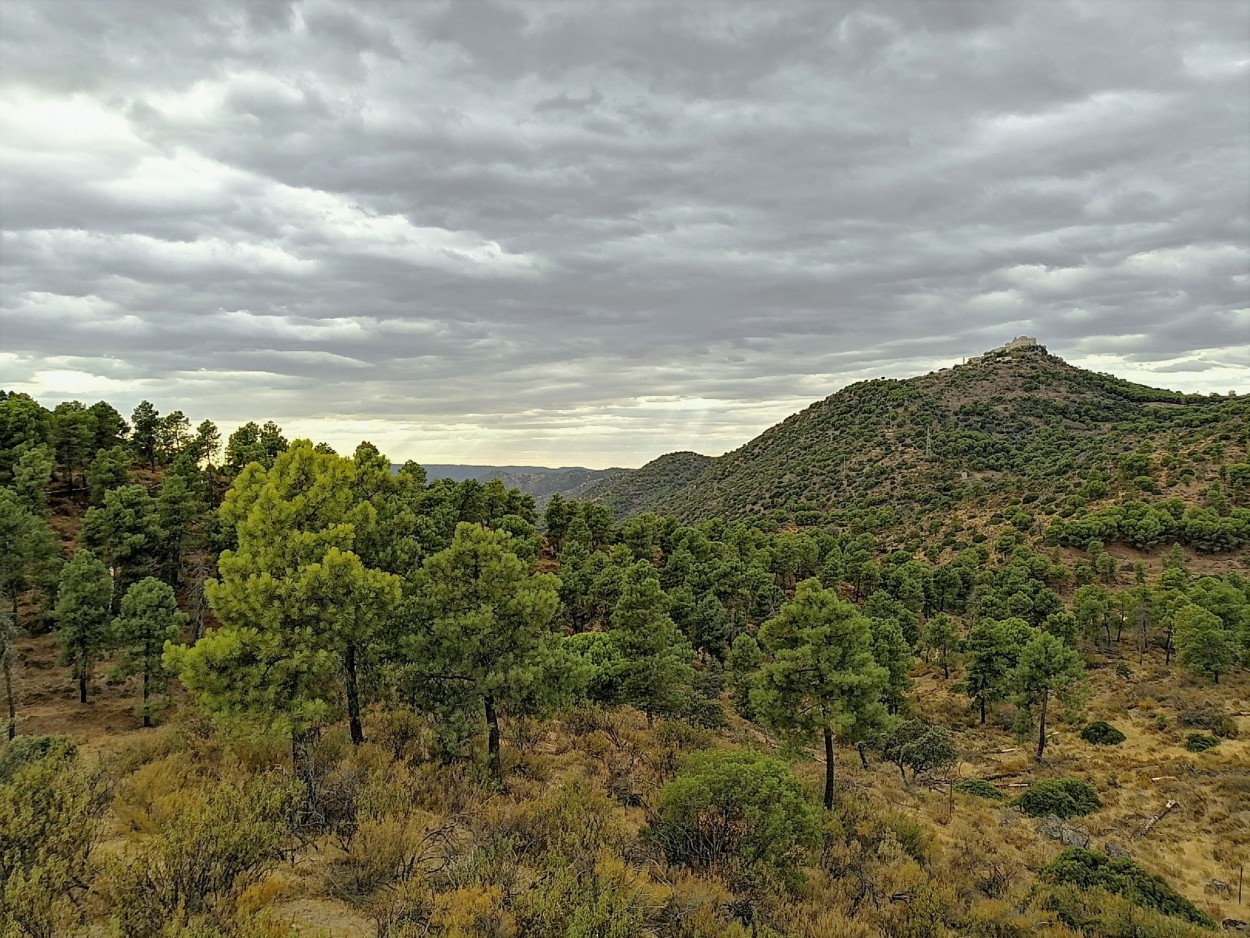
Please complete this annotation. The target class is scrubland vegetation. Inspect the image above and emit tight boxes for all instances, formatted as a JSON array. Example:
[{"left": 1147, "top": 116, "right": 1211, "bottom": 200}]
[{"left": 1, "top": 347, "right": 1248, "bottom": 937}]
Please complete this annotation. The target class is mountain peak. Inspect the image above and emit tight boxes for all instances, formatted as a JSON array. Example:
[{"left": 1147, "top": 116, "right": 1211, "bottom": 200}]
[{"left": 584, "top": 349, "right": 1245, "bottom": 531}]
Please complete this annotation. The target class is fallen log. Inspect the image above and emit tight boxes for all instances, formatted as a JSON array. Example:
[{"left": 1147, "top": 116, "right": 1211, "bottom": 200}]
[{"left": 1136, "top": 800, "right": 1179, "bottom": 838}]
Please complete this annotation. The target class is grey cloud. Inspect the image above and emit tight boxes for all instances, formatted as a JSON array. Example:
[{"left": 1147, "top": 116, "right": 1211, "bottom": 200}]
[{"left": 1, "top": 0, "right": 1247, "bottom": 466}]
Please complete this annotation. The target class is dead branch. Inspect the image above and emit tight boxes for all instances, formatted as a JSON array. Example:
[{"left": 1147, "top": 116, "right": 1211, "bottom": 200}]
[{"left": 1136, "top": 800, "right": 1179, "bottom": 838}]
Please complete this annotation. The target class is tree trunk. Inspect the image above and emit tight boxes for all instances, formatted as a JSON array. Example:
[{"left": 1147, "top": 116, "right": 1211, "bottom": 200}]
[
  {"left": 142, "top": 633, "right": 152, "bottom": 728},
  {"left": 942, "top": 651, "right": 950, "bottom": 680},
  {"left": 291, "top": 725, "right": 314, "bottom": 788},
  {"left": 79, "top": 656, "right": 88, "bottom": 704},
  {"left": 4, "top": 653, "right": 15, "bottom": 740},
  {"left": 485, "top": 694, "right": 502, "bottom": 783},
  {"left": 823, "top": 726, "right": 836, "bottom": 810},
  {"left": 345, "top": 642, "right": 364, "bottom": 745},
  {"left": 1036, "top": 690, "right": 1049, "bottom": 760},
  {"left": 858, "top": 742, "right": 869, "bottom": 769},
  {"left": 979, "top": 696, "right": 986, "bottom": 725}
]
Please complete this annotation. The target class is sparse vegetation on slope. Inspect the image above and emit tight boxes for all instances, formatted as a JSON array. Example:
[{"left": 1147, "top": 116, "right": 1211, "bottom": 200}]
[{"left": 1, "top": 367, "right": 1247, "bottom": 937}]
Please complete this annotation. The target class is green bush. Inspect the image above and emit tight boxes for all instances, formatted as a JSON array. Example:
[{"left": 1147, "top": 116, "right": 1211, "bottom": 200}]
[
  {"left": 0, "top": 734, "right": 76, "bottom": 782},
  {"left": 104, "top": 773, "right": 301, "bottom": 937},
  {"left": 1041, "top": 847, "right": 1214, "bottom": 927},
  {"left": 0, "top": 734, "right": 105, "bottom": 938},
  {"left": 1184, "top": 733, "right": 1220, "bottom": 753},
  {"left": 1079, "top": 721, "right": 1126, "bottom": 746},
  {"left": 649, "top": 749, "right": 819, "bottom": 871},
  {"left": 953, "top": 778, "right": 1004, "bottom": 801},
  {"left": 1179, "top": 708, "right": 1238, "bottom": 739},
  {"left": 1014, "top": 779, "right": 1101, "bottom": 818}
]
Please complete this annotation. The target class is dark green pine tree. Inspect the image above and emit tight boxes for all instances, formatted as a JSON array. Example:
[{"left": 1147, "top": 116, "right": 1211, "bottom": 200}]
[
  {"left": 111, "top": 577, "right": 187, "bottom": 726},
  {"left": 55, "top": 549, "right": 113, "bottom": 704},
  {"left": 609, "top": 561, "right": 696, "bottom": 724}
]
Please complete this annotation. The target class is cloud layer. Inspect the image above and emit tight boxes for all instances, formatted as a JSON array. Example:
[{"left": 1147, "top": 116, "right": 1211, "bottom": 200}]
[{"left": 3, "top": 0, "right": 1247, "bottom": 466}]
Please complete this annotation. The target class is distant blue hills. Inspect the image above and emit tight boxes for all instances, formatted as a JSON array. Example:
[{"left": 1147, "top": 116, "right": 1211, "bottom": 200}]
[{"left": 392, "top": 463, "right": 622, "bottom": 507}]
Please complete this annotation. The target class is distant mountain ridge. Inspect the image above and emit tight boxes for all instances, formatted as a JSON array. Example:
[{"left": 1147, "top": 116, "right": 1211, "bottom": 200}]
[
  {"left": 579, "top": 341, "right": 1248, "bottom": 537},
  {"left": 406, "top": 464, "right": 622, "bottom": 508}
]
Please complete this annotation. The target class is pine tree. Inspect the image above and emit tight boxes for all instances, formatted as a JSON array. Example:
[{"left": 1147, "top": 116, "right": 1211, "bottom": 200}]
[
  {"left": 82, "top": 483, "right": 163, "bottom": 593},
  {"left": 0, "top": 609, "right": 20, "bottom": 739},
  {"left": 609, "top": 562, "right": 696, "bottom": 723},
  {"left": 111, "top": 577, "right": 187, "bottom": 726},
  {"left": 12, "top": 443, "right": 55, "bottom": 513},
  {"left": 726, "top": 632, "right": 762, "bottom": 718},
  {"left": 54, "top": 550, "right": 113, "bottom": 704},
  {"left": 923, "top": 613, "right": 958, "bottom": 679},
  {"left": 965, "top": 617, "right": 1033, "bottom": 725},
  {"left": 1175, "top": 603, "right": 1237, "bottom": 684},
  {"left": 0, "top": 488, "right": 60, "bottom": 629},
  {"left": 156, "top": 471, "right": 206, "bottom": 585},
  {"left": 155, "top": 410, "right": 191, "bottom": 463},
  {"left": 1013, "top": 631, "right": 1084, "bottom": 759},
  {"left": 869, "top": 616, "right": 914, "bottom": 714},
  {"left": 167, "top": 441, "right": 402, "bottom": 770},
  {"left": 752, "top": 578, "right": 888, "bottom": 809},
  {"left": 85, "top": 445, "right": 132, "bottom": 504},
  {"left": 188, "top": 419, "right": 222, "bottom": 469},
  {"left": 130, "top": 400, "right": 161, "bottom": 469},
  {"left": 51, "top": 401, "right": 96, "bottom": 490},
  {"left": 406, "top": 522, "right": 571, "bottom": 781},
  {"left": 0, "top": 393, "right": 51, "bottom": 480},
  {"left": 1074, "top": 584, "right": 1113, "bottom": 648},
  {"left": 87, "top": 400, "right": 128, "bottom": 452}
]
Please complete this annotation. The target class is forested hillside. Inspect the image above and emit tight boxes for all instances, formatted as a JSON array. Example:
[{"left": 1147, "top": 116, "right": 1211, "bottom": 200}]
[
  {"left": 1, "top": 383, "right": 1248, "bottom": 938},
  {"left": 587, "top": 343, "right": 1250, "bottom": 556}
]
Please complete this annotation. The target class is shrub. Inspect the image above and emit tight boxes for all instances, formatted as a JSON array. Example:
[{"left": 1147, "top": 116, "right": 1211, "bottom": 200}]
[
  {"left": 0, "top": 733, "right": 76, "bottom": 782},
  {"left": 513, "top": 861, "right": 646, "bottom": 938},
  {"left": 1041, "top": 848, "right": 1215, "bottom": 927},
  {"left": 879, "top": 719, "right": 958, "bottom": 782},
  {"left": 649, "top": 750, "right": 819, "bottom": 871},
  {"left": 1178, "top": 708, "right": 1238, "bottom": 739},
  {"left": 103, "top": 773, "right": 300, "bottom": 937},
  {"left": 329, "top": 812, "right": 451, "bottom": 899},
  {"left": 0, "top": 735, "right": 107, "bottom": 938},
  {"left": 1014, "top": 779, "right": 1101, "bottom": 818},
  {"left": 954, "top": 779, "right": 1004, "bottom": 801},
  {"left": 1184, "top": 733, "right": 1220, "bottom": 753},
  {"left": 1079, "top": 721, "right": 1126, "bottom": 746}
]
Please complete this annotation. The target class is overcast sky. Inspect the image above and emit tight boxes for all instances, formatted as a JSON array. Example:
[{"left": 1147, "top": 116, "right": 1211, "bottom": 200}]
[{"left": 2, "top": 0, "right": 1247, "bottom": 468}]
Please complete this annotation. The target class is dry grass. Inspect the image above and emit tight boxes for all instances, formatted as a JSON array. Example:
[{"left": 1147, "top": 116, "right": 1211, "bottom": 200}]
[{"left": 7, "top": 609, "right": 1247, "bottom": 934}]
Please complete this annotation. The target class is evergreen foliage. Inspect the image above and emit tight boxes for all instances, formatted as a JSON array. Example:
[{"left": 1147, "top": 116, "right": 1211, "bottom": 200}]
[
  {"left": 649, "top": 750, "right": 819, "bottom": 871},
  {"left": 953, "top": 778, "right": 1004, "bottom": 800},
  {"left": 111, "top": 577, "right": 188, "bottom": 726},
  {"left": 53, "top": 549, "right": 113, "bottom": 704},
  {"left": 1079, "top": 721, "right": 1126, "bottom": 746},
  {"left": 1014, "top": 778, "right": 1102, "bottom": 818},
  {"left": 1041, "top": 848, "right": 1215, "bottom": 927},
  {"left": 752, "top": 579, "right": 888, "bottom": 809}
]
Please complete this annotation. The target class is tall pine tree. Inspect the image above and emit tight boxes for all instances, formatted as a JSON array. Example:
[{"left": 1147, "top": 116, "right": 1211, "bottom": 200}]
[
  {"left": 55, "top": 550, "right": 113, "bottom": 704},
  {"left": 752, "top": 578, "right": 888, "bottom": 809}
]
